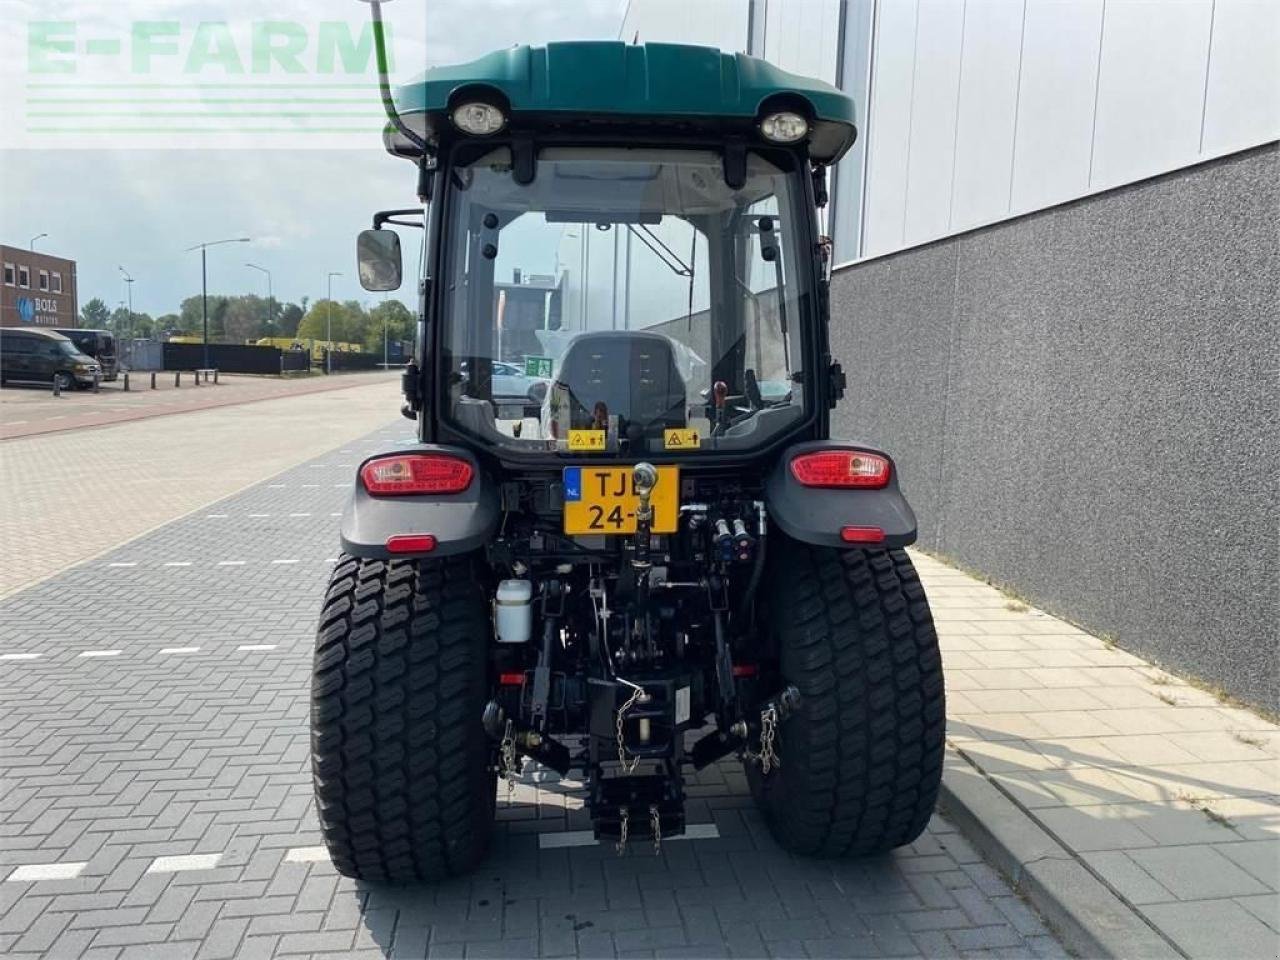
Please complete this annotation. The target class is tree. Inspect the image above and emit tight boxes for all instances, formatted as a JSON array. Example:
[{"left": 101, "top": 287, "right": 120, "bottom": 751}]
[
  {"left": 366, "top": 299, "right": 414, "bottom": 352},
  {"left": 80, "top": 298, "right": 111, "bottom": 329},
  {"left": 296, "top": 299, "right": 367, "bottom": 346},
  {"left": 278, "top": 302, "right": 304, "bottom": 338}
]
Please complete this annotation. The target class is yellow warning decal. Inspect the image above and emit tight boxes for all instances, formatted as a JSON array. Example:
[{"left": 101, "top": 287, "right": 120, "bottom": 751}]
[
  {"left": 567, "top": 429, "right": 607, "bottom": 452},
  {"left": 663, "top": 428, "right": 701, "bottom": 450}
]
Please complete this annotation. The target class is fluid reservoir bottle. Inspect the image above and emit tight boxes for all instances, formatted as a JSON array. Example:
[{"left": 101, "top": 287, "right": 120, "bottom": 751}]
[{"left": 495, "top": 579, "right": 533, "bottom": 643}]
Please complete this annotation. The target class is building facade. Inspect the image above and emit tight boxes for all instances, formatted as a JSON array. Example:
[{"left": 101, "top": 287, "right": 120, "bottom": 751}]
[
  {"left": 0, "top": 244, "right": 78, "bottom": 329},
  {"left": 619, "top": 0, "right": 1279, "bottom": 709}
]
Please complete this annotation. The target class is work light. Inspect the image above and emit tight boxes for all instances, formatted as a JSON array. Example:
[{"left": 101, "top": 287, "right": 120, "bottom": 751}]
[
  {"left": 759, "top": 111, "right": 809, "bottom": 143},
  {"left": 452, "top": 102, "right": 506, "bottom": 135}
]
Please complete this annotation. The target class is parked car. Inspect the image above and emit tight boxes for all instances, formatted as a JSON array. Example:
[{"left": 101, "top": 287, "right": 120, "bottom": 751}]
[
  {"left": 51, "top": 328, "right": 118, "bottom": 381},
  {"left": 459, "top": 359, "right": 551, "bottom": 403},
  {"left": 0, "top": 328, "right": 101, "bottom": 390}
]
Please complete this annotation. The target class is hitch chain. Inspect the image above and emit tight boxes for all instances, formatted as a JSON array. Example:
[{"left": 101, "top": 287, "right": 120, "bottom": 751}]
[
  {"left": 498, "top": 719, "right": 519, "bottom": 800},
  {"left": 743, "top": 704, "right": 781, "bottom": 774},
  {"left": 615, "top": 681, "right": 648, "bottom": 774},
  {"left": 616, "top": 808, "right": 629, "bottom": 855}
]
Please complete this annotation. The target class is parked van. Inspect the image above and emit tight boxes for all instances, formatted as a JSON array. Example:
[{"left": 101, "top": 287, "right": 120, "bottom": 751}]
[
  {"left": 52, "top": 328, "right": 118, "bottom": 380},
  {"left": 0, "top": 328, "right": 101, "bottom": 390}
]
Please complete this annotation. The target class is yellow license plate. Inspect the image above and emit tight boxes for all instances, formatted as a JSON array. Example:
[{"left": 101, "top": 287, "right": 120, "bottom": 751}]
[{"left": 563, "top": 466, "right": 680, "bottom": 535}]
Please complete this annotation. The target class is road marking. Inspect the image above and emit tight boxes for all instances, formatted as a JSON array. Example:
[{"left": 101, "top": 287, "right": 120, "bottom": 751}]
[
  {"left": 0, "top": 653, "right": 41, "bottom": 661},
  {"left": 271, "top": 559, "right": 299, "bottom": 565},
  {"left": 159, "top": 647, "right": 200, "bottom": 654},
  {"left": 6, "top": 862, "right": 88, "bottom": 882},
  {"left": 108, "top": 562, "right": 137, "bottom": 568},
  {"left": 164, "top": 562, "right": 193, "bottom": 567},
  {"left": 329, "top": 512, "right": 342, "bottom": 517},
  {"left": 537, "top": 823, "right": 719, "bottom": 849},
  {"left": 206, "top": 514, "right": 229, "bottom": 519},
  {"left": 146, "top": 853, "right": 221, "bottom": 874},
  {"left": 78, "top": 650, "right": 122, "bottom": 658},
  {"left": 289, "top": 513, "right": 311, "bottom": 517},
  {"left": 217, "top": 560, "right": 246, "bottom": 566},
  {"left": 284, "top": 846, "right": 330, "bottom": 863},
  {"left": 301, "top": 484, "right": 319, "bottom": 489},
  {"left": 267, "top": 484, "right": 286, "bottom": 489},
  {"left": 237, "top": 644, "right": 276, "bottom": 651},
  {"left": 248, "top": 513, "right": 270, "bottom": 518}
]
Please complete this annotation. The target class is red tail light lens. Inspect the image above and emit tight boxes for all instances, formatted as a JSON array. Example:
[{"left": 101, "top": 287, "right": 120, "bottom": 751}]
[
  {"left": 790, "top": 450, "right": 891, "bottom": 489},
  {"left": 840, "top": 525, "right": 885, "bottom": 544},
  {"left": 386, "top": 534, "right": 437, "bottom": 554},
  {"left": 360, "top": 454, "right": 473, "bottom": 495}
]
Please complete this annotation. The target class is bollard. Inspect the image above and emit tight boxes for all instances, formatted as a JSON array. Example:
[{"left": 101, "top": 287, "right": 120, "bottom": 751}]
[
  {"left": 53, "top": 376, "right": 61, "bottom": 398},
  {"left": 213, "top": 369, "right": 219, "bottom": 385},
  {"left": 194, "top": 370, "right": 201, "bottom": 386},
  {"left": 150, "top": 371, "right": 157, "bottom": 390},
  {"left": 175, "top": 371, "right": 181, "bottom": 388},
  {"left": 123, "top": 372, "right": 130, "bottom": 392},
  {"left": 93, "top": 372, "right": 100, "bottom": 394}
]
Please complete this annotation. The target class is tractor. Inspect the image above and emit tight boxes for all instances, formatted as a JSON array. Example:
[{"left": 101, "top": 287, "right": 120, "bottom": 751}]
[{"left": 311, "top": 0, "right": 945, "bottom": 882}]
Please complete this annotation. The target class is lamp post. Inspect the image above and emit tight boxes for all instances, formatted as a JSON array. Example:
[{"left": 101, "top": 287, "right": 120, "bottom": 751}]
[
  {"left": 185, "top": 237, "right": 251, "bottom": 370},
  {"left": 245, "top": 263, "right": 273, "bottom": 337},
  {"left": 29, "top": 233, "right": 48, "bottom": 251},
  {"left": 118, "top": 266, "right": 134, "bottom": 370},
  {"left": 326, "top": 271, "right": 342, "bottom": 374}
]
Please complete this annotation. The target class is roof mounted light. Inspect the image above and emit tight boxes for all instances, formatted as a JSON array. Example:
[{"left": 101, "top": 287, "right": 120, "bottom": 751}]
[
  {"left": 451, "top": 101, "right": 506, "bottom": 136},
  {"left": 760, "top": 111, "right": 809, "bottom": 144}
]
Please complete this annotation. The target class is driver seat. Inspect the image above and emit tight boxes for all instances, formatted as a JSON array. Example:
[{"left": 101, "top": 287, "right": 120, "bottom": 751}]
[{"left": 553, "top": 331, "right": 687, "bottom": 442}]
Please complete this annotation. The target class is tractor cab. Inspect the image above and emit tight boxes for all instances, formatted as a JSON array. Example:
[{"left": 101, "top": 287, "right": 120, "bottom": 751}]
[{"left": 356, "top": 38, "right": 858, "bottom": 463}]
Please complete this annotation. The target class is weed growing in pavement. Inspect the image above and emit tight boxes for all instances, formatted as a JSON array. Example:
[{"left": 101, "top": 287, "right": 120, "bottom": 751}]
[
  {"left": 1099, "top": 633, "right": 1117, "bottom": 650},
  {"left": 1004, "top": 599, "right": 1029, "bottom": 613},
  {"left": 1232, "top": 731, "right": 1266, "bottom": 749},
  {"left": 1177, "top": 792, "right": 1235, "bottom": 828},
  {"left": 1148, "top": 673, "right": 1174, "bottom": 686},
  {"left": 1155, "top": 691, "right": 1178, "bottom": 706}
]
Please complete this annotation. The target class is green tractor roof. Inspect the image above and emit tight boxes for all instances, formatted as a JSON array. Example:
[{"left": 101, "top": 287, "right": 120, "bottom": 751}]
[{"left": 386, "top": 41, "right": 857, "bottom": 165}]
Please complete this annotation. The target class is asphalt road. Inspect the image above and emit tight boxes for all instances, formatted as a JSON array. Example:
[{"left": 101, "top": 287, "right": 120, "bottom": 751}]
[{"left": 0, "top": 423, "right": 1065, "bottom": 960}]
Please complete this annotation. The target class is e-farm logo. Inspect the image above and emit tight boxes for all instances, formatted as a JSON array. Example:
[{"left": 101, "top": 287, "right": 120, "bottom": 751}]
[{"left": 17, "top": 15, "right": 397, "bottom": 147}]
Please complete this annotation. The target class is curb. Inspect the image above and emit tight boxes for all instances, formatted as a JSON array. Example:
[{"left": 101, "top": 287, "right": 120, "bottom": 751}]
[{"left": 938, "top": 746, "right": 1183, "bottom": 960}]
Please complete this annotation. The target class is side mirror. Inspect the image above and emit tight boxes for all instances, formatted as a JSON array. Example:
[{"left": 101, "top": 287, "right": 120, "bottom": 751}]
[{"left": 356, "top": 229, "right": 403, "bottom": 291}]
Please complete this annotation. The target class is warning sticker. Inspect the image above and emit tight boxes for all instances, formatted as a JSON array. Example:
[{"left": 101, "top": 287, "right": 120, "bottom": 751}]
[
  {"left": 567, "top": 430, "right": 606, "bottom": 452},
  {"left": 663, "top": 428, "right": 701, "bottom": 450}
]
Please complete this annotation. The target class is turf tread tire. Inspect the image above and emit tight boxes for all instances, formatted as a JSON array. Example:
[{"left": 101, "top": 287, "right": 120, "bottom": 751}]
[
  {"left": 311, "top": 553, "right": 494, "bottom": 882},
  {"left": 749, "top": 539, "right": 945, "bottom": 857}
]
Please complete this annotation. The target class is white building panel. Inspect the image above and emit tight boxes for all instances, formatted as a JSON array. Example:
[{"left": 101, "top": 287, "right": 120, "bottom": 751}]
[
  {"left": 1009, "top": 0, "right": 1104, "bottom": 214},
  {"left": 1201, "top": 0, "right": 1280, "bottom": 156},
  {"left": 902, "top": 0, "right": 966, "bottom": 245},
  {"left": 861, "top": 0, "right": 920, "bottom": 255},
  {"left": 1090, "top": 0, "right": 1214, "bottom": 191},
  {"left": 949, "top": 0, "right": 1026, "bottom": 231},
  {"left": 619, "top": 0, "right": 748, "bottom": 51}
]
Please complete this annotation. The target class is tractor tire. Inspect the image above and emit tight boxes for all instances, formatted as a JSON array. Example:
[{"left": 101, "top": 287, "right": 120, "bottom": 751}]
[
  {"left": 310, "top": 552, "right": 495, "bottom": 883},
  {"left": 747, "top": 538, "right": 945, "bottom": 857}
]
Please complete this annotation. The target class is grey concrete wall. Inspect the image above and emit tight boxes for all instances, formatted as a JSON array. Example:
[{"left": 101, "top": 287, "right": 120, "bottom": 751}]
[{"left": 830, "top": 143, "right": 1279, "bottom": 712}]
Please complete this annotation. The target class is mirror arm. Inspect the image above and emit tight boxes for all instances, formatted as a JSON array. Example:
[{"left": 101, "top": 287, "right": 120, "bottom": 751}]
[{"left": 373, "top": 209, "right": 426, "bottom": 230}]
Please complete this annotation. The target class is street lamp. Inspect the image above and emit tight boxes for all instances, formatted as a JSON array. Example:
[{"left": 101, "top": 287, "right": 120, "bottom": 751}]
[
  {"left": 118, "top": 266, "right": 134, "bottom": 370},
  {"left": 30, "top": 233, "right": 48, "bottom": 251},
  {"left": 185, "top": 237, "right": 251, "bottom": 370},
  {"left": 245, "top": 263, "right": 273, "bottom": 338},
  {"left": 326, "top": 271, "right": 342, "bottom": 374}
]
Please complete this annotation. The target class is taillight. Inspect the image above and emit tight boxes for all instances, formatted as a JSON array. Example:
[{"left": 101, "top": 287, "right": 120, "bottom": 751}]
[
  {"left": 360, "top": 454, "right": 473, "bottom": 495},
  {"left": 386, "top": 534, "right": 437, "bottom": 554},
  {"left": 790, "top": 450, "right": 891, "bottom": 489},
  {"left": 840, "top": 526, "right": 885, "bottom": 544}
]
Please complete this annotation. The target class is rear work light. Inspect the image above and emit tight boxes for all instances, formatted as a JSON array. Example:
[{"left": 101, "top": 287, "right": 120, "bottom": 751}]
[
  {"left": 790, "top": 450, "right": 891, "bottom": 489},
  {"left": 360, "top": 454, "right": 473, "bottom": 495}
]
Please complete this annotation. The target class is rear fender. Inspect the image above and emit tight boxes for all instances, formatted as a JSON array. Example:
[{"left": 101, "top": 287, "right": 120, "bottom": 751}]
[
  {"left": 764, "top": 440, "right": 917, "bottom": 549},
  {"left": 340, "top": 444, "right": 500, "bottom": 559}
]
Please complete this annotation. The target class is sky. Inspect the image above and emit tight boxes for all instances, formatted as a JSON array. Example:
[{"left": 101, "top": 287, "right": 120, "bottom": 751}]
[{"left": 0, "top": 0, "right": 628, "bottom": 318}]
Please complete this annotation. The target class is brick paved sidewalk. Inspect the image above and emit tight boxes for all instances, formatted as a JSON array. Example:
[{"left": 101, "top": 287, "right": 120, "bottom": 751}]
[
  {"left": 912, "top": 551, "right": 1279, "bottom": 958},
  {"left": 0, "top": 371, "right": 399, "bottom": 440},
  {"left": 0, "top": 378, "right": 405, "bottom": 598}
]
